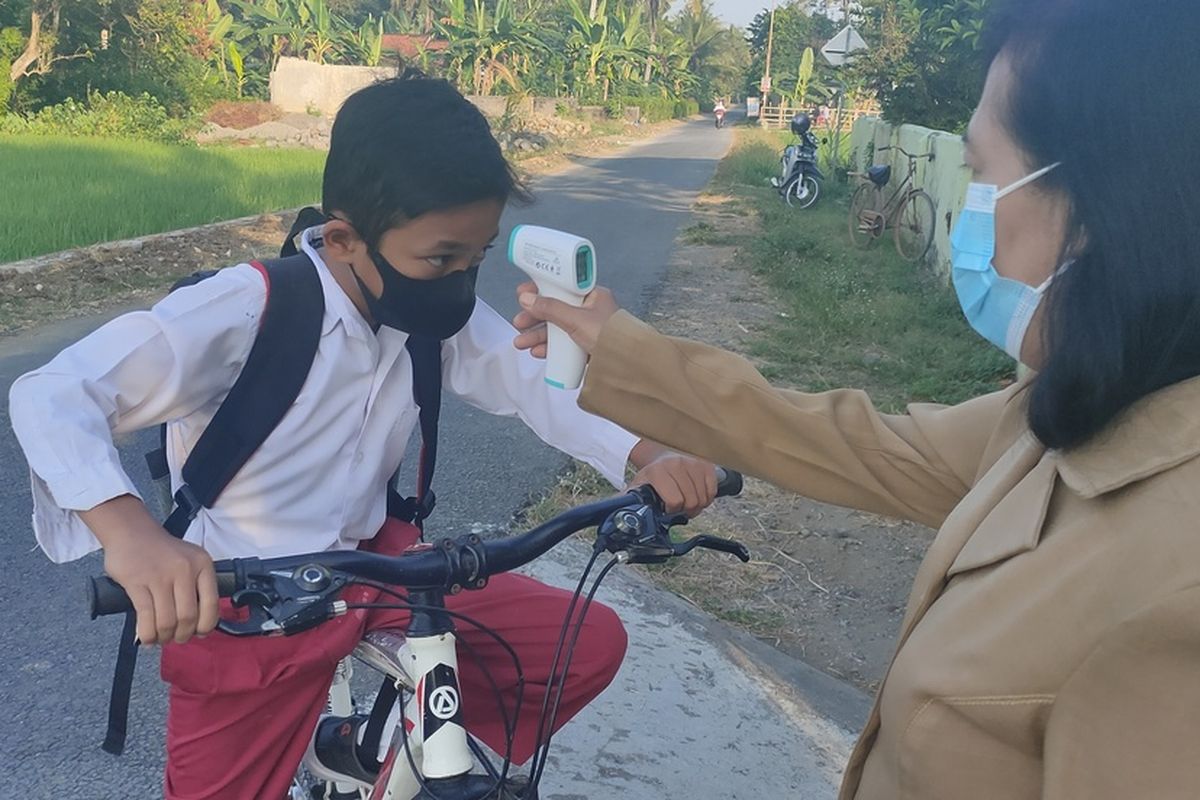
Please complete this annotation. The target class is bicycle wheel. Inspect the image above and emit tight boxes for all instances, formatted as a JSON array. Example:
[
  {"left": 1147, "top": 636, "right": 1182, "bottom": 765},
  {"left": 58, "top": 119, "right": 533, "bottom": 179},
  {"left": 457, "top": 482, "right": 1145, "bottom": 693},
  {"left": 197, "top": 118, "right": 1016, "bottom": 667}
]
[
  {"left": 894, "top": 189, "right": 936, "bottom": 262},
  {"left": 784, "top": 175, "right": 820, "bottom": 209},
  {"left": 848, "top": 183, "right": 884, "bottom": 248}
]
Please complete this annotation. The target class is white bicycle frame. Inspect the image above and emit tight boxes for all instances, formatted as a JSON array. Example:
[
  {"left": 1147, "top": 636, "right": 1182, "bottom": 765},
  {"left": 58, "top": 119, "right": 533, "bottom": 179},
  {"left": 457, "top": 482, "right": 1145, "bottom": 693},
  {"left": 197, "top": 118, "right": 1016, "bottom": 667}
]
[{"left": 300, "top": 628, "right": 476, "bottom": 800}]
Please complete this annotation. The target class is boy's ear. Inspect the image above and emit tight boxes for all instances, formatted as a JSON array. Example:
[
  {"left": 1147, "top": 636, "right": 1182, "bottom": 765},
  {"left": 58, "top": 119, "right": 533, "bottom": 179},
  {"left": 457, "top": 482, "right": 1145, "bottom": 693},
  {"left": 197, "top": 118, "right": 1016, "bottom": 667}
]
[{"left": 321, "top": 217, "right": 365, "bottom": 261}]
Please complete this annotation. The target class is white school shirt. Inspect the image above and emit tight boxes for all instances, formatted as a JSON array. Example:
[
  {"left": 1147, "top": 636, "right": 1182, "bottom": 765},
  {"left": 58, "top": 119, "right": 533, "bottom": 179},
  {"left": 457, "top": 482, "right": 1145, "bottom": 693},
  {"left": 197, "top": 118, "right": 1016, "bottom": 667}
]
[{"left": 9, "top": 228, "right": 638, "bottom": 563}]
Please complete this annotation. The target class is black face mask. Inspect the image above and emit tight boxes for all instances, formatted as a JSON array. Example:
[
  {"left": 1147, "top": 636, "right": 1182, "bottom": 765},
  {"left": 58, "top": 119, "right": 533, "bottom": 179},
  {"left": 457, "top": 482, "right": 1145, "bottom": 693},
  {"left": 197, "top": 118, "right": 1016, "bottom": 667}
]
[{"left": 353, "top": 249, "right": 479, "bottom": 340}]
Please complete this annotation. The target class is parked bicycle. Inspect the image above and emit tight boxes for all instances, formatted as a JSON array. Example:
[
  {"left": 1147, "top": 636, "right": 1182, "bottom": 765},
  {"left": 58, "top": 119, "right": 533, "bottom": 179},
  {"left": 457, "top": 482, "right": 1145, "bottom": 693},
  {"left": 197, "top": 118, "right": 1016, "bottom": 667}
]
[
  {"left": 848, "top": 145, "right": 937, "bottom": 262},
  {"left": 90, "top": 471, "right": 748, "bottom": 800}
]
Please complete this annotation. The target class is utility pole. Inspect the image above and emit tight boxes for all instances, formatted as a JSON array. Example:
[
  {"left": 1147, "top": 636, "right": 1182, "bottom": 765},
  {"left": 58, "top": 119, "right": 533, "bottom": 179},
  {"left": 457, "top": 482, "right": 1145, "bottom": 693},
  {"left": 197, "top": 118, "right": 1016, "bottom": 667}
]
[{"left": 759, "top": 0, "right": 776, "bottom": 125}]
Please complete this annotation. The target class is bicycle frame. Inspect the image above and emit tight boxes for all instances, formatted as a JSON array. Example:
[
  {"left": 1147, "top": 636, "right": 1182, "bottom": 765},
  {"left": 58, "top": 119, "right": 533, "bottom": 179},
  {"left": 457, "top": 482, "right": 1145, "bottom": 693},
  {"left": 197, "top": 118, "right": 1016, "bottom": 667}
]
[
  {"left": 877, "top": 163, "right": 917, "bottom": 219},
  {"left": 305, "top": 591, "right": 485, "bottom": 800}
]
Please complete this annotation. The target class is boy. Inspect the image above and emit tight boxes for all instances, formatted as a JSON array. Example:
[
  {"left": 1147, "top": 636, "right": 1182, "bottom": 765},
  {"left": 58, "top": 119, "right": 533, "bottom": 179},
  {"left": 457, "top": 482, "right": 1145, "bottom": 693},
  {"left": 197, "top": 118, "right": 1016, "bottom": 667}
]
[{"left": 9, "top": 75, "right": 717, "bottom": 799}]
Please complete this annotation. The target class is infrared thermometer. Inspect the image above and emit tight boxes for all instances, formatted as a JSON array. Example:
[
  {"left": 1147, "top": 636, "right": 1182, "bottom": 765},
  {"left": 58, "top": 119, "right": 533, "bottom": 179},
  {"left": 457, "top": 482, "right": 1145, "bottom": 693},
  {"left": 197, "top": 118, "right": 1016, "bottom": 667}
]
[{"left": 509, "top": 224, "right": 596, "bottom": 389}]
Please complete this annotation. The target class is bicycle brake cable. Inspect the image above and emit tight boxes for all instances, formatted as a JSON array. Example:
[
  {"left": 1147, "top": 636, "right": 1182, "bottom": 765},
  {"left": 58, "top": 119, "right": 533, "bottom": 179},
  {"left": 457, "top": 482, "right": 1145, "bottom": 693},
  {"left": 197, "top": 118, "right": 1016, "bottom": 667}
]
[
  {"left": 529, "top": 555, "right": 621, "bottom": 792},
  {"left": 525, "top": 540, "right": 606, "bottom": 786}
]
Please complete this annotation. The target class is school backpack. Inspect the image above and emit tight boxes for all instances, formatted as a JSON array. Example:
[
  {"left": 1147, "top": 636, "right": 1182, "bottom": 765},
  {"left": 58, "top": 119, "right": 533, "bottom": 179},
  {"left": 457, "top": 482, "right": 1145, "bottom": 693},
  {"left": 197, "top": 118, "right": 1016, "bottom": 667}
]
[{"left": 102, "top": 249, "right": 444, "bottom": 756}]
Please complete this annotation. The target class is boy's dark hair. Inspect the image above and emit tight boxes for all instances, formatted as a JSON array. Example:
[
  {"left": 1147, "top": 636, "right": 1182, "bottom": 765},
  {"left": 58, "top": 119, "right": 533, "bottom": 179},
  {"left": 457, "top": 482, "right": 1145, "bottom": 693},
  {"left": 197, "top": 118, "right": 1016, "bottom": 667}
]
[
  {"left": 321, "top": 70, "right": 528, "bottom": 249},
  {"left": 982, "top": 0, "right": 1200, "bottom": 450}
]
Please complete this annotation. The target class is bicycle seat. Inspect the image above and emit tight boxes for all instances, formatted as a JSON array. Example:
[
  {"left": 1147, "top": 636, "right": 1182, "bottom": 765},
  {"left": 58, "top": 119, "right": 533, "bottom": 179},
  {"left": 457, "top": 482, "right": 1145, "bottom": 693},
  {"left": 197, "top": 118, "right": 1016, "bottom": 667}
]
[
  {"left": 867, "top": 165, "right": 892, "bottom": 187},
  {"left": 353, "top": 628, "right": 414, "bottom": 687}
]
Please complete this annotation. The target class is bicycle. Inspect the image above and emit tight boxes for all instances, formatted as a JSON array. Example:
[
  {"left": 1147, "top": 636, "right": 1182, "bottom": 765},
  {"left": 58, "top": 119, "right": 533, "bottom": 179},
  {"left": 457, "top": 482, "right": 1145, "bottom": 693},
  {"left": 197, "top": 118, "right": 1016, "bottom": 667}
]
[
  {"left": 848, "top": 145, "right": 937, "bottom": 262},
  {"left": 89, "top": 471, "right": 748, "bottom": 800}
]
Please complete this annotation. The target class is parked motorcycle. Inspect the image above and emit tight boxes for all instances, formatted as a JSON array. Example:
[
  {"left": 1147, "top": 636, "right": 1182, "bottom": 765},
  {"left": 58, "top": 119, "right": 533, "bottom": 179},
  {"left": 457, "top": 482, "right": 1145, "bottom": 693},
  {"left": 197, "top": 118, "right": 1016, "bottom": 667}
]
[{"left": 770, "top": 113, "right": 824, "bottom": 209}]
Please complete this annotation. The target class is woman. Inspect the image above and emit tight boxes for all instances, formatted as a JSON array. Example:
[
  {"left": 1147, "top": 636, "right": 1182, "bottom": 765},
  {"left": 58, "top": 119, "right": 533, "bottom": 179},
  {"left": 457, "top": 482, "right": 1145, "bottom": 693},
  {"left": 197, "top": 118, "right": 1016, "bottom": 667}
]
[{"left": 512, "top": 0, "right": 1200, "bottom": 797}]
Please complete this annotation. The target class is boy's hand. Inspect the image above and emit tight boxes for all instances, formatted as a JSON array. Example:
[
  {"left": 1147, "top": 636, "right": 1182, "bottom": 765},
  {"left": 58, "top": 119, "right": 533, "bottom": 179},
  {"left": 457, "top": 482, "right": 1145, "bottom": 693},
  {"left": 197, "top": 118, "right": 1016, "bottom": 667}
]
[
  {"left": 513, "top": 281, "right": 620, "bottom": 358},
  {"left": 81, "top": 495, "right": 219, "bottom": 645},
  {"left": 629, "top": 450, "right": 719, "bottom": 518}
]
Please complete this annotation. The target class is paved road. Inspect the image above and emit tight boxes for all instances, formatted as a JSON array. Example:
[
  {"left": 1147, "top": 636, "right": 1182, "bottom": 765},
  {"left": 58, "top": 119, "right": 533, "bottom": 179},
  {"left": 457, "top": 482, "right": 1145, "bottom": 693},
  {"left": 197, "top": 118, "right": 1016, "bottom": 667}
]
[{"left": 0, "top": 116, "right": 866, "bottom": 798}]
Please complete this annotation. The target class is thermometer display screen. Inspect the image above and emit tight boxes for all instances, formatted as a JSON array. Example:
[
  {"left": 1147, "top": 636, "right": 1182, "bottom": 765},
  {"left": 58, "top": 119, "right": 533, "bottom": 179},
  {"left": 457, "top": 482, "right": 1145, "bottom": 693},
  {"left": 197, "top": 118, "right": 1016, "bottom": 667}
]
[{"left": 576, "top": 246, "right": 592, "bottom": 287}]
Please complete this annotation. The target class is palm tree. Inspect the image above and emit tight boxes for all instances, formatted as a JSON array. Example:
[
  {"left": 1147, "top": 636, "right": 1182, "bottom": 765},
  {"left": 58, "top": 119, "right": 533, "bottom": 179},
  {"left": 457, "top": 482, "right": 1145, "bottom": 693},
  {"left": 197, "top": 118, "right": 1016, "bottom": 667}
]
[
  {"left": 642, "top": 0, "right": 669, "bottom": 81},
  {"left": 673, "top": 0, "right": 724, "bottom": 74}
]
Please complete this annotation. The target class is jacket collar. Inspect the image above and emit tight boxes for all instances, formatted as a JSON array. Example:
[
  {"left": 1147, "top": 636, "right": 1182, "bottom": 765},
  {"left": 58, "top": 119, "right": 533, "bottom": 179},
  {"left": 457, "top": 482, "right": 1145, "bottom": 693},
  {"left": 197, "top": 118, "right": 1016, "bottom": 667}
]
[{"left": 1056, "top": 374, "right": 1200, "bottom": 498}]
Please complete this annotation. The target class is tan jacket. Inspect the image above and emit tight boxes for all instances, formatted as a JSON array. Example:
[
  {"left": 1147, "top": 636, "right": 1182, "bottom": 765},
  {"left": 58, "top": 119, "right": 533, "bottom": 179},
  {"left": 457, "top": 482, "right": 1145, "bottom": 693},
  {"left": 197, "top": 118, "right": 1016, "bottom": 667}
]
[{"left": 579, "top": 312, "right": 1200, "bottom": 799}]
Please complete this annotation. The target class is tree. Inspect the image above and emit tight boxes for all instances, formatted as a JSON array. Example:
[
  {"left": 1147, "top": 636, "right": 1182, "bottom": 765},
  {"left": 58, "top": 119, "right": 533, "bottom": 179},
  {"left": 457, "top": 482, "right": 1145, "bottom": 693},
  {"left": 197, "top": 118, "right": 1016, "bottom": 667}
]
[
  {"left": 744, "top": 1, "right": 838, "bottom": 101},
  {"left": 5, "top": 1, "right": 90, "bottom": 86},
  {"left": 438, "top": 0, "right": 549, "bottom": 95},
  {"left": 849, "top": 0, "right": 988, "bottom": 130}
]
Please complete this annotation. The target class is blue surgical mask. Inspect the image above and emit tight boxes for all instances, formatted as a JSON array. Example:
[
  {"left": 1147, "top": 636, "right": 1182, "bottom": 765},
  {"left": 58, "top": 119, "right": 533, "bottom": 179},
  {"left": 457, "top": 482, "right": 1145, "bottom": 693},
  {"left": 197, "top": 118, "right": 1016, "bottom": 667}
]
[{"left": 950, "top": 163, "right": 1060, "bottom": 361}]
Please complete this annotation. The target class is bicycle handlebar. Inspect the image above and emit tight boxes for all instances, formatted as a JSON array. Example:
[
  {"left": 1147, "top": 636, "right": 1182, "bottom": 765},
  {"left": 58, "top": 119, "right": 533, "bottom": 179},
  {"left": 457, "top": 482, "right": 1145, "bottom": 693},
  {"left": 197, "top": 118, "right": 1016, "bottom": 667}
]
[
  {"left": 875, "top": 145, "right": 934, "bottom": 161},
  {"left": 88, "top": 468, "right": 746, "bottom": 621}
]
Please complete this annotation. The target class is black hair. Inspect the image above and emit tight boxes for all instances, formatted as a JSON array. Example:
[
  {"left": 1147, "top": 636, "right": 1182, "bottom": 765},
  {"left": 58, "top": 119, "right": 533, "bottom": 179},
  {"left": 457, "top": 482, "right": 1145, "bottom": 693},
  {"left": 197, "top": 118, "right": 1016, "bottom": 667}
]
[
  {"left": 313, "top": 70, "right": 529, "bottom": 250},
  {"left": 982, "top": 0, "right": 1200, "bottom": 450}
]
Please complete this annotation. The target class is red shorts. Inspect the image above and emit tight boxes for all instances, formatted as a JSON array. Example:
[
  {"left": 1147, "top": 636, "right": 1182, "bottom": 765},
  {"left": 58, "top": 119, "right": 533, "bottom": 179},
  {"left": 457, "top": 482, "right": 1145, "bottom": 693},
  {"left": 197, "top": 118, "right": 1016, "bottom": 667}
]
[{"left": 160, "top": 519, "right": 628, "bottom": 800}]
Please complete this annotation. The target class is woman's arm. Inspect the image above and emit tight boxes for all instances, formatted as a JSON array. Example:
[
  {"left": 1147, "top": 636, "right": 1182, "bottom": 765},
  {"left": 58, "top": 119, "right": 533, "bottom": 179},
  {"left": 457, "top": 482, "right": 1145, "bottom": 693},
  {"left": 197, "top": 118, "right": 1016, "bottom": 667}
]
[
  {"left": 513, "top": 287, "right": 1013, "bottom": 528},
  {"left": 578, "top": 312, "right": 1009, "bottom": 528}
]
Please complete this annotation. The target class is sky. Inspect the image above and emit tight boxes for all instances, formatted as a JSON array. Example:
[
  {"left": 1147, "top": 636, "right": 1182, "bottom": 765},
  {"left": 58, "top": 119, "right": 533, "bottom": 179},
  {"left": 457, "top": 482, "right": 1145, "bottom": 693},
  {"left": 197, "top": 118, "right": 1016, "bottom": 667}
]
[{"left": 711, "top": 0, "right": 768, "bottom": 29}]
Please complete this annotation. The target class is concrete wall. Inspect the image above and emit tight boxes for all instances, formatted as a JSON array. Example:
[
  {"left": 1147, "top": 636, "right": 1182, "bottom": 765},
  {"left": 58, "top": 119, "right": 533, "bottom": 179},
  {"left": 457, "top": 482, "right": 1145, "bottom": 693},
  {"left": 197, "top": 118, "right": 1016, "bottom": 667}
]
[
  {"left": 270, "top": 57, "right": 398, "bottom": 115},
  {"left": 849, "top": 116, "right": 970, "bottom": 280},
  {"left": 270, "top": 57, "right": 575, "bottom": 121}
]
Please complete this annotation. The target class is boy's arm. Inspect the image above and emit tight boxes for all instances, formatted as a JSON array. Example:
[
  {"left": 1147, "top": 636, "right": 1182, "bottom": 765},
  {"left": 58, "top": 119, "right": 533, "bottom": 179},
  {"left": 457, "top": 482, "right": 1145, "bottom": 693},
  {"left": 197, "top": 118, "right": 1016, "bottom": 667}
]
[
  {"left": 8, "top": 265, "right": 265, "bottom": 642},
  {"left": 442, "top": 301, "right": 717, "bottom": 514},
  {"left": 9, "top": 265, "right": 264, "bottom": 557}
]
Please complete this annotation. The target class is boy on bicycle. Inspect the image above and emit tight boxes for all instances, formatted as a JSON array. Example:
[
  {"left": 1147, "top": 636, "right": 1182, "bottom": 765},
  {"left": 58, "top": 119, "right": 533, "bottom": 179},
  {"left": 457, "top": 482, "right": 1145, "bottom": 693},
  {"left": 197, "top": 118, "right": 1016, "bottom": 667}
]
[{"left": 8, "top": 74, "right": 718, "bottom": 799}]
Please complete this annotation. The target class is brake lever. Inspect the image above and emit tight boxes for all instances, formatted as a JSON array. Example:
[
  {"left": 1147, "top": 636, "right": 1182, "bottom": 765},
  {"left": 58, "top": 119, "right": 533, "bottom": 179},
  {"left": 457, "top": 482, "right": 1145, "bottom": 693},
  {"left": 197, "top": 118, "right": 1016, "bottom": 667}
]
[
  {"left": 216, "top": 564, "right": 348, "bottom": 637},
  {"left": 671, "top": 534, "right": 751, "bottom": 563}
]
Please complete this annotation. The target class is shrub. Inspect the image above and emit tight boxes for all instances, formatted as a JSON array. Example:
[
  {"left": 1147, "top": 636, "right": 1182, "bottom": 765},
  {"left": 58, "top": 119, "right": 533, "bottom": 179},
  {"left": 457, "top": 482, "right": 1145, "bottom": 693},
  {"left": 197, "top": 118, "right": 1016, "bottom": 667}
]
[
  {"left": 615, "top": 95, "right": 675, "bottom": 123},
  {"left": 0, "top": 91, "right": 200, "bottom": 144}
]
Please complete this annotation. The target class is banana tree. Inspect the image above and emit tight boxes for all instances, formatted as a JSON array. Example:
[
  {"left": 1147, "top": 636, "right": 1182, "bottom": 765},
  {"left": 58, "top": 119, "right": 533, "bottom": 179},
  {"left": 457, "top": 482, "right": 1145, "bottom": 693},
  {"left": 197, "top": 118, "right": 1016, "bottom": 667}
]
[
  {"left": 229, "top": 41, "right": 247, "bottom": 97},
  {"left": 228, "top": 0, "right": 307, "bottom": 67},
  {"left": 339, "top": 14, "right": 384, "bottom": 66},
  {"left": 301, "top": 0, "right": 338, "bottom": 64},
  {"left": 204, "top": 0, "right": 237, "bottom": 85},
  {"left": 784, "top": 46, "right": 832, "bottom": 109},
  {"left": 563, "top": 0, "right": 609, "bottom": 92},
  {"left": 436, "top": 0, "right": 547, "bottom": 95},
  {"left": 609, "top": 2, "right": 649, "bottom": 84}
]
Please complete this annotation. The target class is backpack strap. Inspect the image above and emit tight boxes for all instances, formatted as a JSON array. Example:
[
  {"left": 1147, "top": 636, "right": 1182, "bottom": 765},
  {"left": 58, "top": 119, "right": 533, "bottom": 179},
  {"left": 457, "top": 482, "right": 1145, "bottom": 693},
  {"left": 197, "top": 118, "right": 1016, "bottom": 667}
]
[
  {"left": 103, "top": 253, "right": 324, "bottom": 755},
  {"left": 387, "top": 334, "right": 443, "bottom": 531},
  {"left": 162, "top": 254, "right": 324, "bottom": 536}
]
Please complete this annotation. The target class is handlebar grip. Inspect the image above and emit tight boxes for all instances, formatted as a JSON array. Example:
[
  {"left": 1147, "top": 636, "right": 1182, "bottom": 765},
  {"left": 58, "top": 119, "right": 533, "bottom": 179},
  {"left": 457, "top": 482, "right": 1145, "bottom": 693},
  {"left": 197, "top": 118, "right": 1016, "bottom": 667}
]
[
  {"left": 714, "top": 468, "right": 744, "bottom": 498},
  {"left": 88, "top": 573, "right": 239, "bottom": 619}
]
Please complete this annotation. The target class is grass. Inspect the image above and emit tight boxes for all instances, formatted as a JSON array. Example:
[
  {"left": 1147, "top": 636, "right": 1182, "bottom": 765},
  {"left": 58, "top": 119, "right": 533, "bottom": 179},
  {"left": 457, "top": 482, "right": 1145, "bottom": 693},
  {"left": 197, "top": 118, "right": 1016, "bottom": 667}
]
[
  {"left": 713, "top": 128, "right": 1013, "bottom": 411},
  {"left": 514, "top": 461, "right": 793, "bottom": 643},
  {"left": 0, "top": 135, "right": 325, "bottom": 263}
]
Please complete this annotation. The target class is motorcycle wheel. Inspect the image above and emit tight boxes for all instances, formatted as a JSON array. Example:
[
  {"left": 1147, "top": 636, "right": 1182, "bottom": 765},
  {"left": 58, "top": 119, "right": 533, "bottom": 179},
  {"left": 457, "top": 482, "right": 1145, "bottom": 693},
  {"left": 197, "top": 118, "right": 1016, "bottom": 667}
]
[{"left": 783, "top": 175, "right": 820, "bottom": 209}]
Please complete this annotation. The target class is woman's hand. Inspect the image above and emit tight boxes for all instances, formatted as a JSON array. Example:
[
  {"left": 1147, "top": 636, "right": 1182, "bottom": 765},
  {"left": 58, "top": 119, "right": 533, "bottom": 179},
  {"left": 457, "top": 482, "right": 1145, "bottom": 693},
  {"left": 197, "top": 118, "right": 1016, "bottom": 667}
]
[{"left": 512, "top": 281, "right": 620, "bottom": 358}]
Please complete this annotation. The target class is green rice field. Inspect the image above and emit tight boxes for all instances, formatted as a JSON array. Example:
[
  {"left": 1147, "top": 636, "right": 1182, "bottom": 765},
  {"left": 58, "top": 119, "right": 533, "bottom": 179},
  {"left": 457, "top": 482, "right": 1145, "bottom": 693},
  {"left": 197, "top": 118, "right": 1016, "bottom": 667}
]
[{"left": 0, "top": 135, "right": 325, "bottom": 263}]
